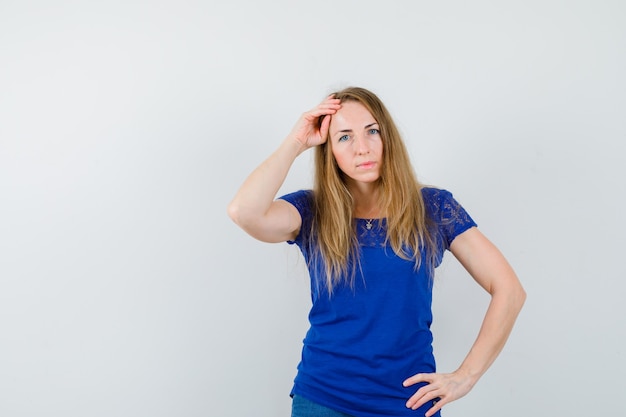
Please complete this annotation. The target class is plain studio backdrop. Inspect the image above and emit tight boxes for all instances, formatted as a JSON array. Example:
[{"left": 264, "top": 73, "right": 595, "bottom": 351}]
[{"left": 1, "top": 1, "right": 625, "bottom": 416}]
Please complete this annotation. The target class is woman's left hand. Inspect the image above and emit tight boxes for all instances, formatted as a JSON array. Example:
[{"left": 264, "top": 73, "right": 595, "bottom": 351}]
[{"left": 402, "top": 370, "right": 475, "bottom": 417}]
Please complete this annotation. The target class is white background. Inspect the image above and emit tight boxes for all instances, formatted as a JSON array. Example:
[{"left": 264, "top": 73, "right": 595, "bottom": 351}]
[{"left": 1, "top": 1, "right": 625, "bottom": 416}]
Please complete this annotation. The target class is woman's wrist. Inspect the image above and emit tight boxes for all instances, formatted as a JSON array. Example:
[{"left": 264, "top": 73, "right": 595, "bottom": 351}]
[
  {"left": 454, "top": 364, "right": 482, "bottom": 389},
  {"left": 283, "top": 135, "right": 311, "bottom": 156}
]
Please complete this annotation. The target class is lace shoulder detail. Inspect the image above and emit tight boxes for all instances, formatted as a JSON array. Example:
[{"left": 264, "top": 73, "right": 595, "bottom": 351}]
[{"left": 422, "top": 187, "right": 477, "bottom": 249}]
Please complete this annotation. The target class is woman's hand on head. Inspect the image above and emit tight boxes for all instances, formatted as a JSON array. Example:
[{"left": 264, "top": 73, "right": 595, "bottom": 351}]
[
  {"left": 402, "top": 370, "right": 476, "bottom": 417},
  {"left": 289, "top": 95, "right": 341, "bottom": 149}
]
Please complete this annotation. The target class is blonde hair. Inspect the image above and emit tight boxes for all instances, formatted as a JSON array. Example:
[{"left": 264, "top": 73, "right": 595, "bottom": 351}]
[{"left": 311, "top": 87, "right": 437, "bottom": 293}]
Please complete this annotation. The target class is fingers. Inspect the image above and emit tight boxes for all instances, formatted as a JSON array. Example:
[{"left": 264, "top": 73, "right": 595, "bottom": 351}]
[
  {"left": 306, "top": 96, "right": 341, "bottom": 119},
  {"left": 319, "top": 114, "right": 332, "bottom": 138},
  {"left": 405, "top": 379, "right": 440, "bottom": 411},
  {"left": 425, "top": 398, "right": 445, "bottom": 417},
  {"left": 289, "top": 95, "right": 341, "bottom": 148},
  {"left": 416, "top": 392, "right": 446, "bottom": 417},
  {"left": 404, "top": 371, "right": 473, "bottom": 415},
  {"left": 402, "top": 372, "right": 430, "bottom": 387}
]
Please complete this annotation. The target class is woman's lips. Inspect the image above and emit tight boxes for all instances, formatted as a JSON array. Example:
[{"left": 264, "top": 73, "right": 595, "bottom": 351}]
[{"left": 357, "top": 161, "right": 376, "bottom": 169}]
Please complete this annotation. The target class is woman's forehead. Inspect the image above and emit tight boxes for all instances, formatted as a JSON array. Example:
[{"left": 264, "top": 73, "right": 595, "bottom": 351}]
[{"left": 330, "top": 102, "right": 377, "bottom": 132}]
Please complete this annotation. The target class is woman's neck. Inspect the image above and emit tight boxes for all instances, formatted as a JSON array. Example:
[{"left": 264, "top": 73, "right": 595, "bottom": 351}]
[{"left": 351, "top": 183, "right": 381, "bottom": 219}]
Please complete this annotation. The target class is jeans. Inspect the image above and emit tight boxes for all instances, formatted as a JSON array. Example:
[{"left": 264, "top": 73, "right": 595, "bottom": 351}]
[{"left": 291, "top": 395, "right": 355, "bottom": 417}]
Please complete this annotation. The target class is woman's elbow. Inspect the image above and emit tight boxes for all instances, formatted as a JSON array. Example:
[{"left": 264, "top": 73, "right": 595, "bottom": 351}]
[
  {"left": 227, "top": 200, "right": 241, "bottom": 225},
  {"left": 511, "top": 282, "right": 527, "bottom": 312},
  {"left": 492, "top": 277, "right": 526, "bottom": 313},
  {"left": 227, "top": 201, "right": 266, "bottom": 238}
]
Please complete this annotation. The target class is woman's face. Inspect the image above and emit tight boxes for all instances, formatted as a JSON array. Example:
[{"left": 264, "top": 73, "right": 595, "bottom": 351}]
[{"left": 328, "top": 101, "right": 383, "bottom": 187}]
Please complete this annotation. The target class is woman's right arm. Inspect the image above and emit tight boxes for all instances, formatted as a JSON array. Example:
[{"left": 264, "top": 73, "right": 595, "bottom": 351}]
[{"left": 227, "top": 95, "right": 341, "bottom": 243}]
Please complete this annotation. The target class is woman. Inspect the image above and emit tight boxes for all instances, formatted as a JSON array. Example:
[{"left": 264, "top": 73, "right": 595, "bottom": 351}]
[{"left": 228, "top": 87, "right": 526, "bottom": 417}]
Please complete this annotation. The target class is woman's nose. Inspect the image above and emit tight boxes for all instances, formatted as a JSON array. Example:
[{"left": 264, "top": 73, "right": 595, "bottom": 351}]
[{"left": 354, "top": 135, "right": 369, "bottom": 154}]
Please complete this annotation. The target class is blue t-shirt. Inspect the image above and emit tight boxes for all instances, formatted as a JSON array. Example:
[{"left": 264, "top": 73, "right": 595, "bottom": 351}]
[{"left": 279, "top": 187, "right": 477, "bottom": 417}]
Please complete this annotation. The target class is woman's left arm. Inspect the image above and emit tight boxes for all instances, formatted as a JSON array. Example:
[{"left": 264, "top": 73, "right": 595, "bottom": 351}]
[{"left": 403, "top": 227, "right": 526, "bottom": 416}]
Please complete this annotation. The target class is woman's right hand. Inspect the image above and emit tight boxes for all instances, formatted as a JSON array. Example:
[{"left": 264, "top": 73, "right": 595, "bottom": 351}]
[{"left": 289, "top": 95, "right": 342, "bottom": 149}]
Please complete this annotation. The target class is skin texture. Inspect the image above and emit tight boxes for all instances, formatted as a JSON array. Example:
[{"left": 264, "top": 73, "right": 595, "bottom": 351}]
[{"left": 228, "top": 94, "right": 526, "bottom": 416}]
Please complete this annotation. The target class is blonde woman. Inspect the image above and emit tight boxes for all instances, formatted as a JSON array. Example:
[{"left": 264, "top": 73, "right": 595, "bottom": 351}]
[{"left": 228, "top": 87, "right": 525, "bottom": 417}]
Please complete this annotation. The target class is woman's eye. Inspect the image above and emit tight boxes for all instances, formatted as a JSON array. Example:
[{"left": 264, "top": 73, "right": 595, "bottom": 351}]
[
  {"left": 369, "top": 128, "right": 380, "bottom": 135},
  {"left": 338, "top": 134, "right": 350, "bottom": 142}
]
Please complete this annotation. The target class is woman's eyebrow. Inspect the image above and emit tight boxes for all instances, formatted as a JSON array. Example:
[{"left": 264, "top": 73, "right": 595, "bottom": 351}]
[
  {"left": 333, "top": 122, "right": 378, "bottom": 136},
  {"left": 330, "top": 127, "right": 353, "bottom": 137}
]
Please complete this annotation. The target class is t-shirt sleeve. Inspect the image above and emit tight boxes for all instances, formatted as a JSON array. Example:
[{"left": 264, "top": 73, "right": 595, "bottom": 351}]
[
  {"left": 423, "top": 187, "right": 477, "bottom": 250},
  {"left": 277, "top": 189, "right": 314, "bottom": 245}
]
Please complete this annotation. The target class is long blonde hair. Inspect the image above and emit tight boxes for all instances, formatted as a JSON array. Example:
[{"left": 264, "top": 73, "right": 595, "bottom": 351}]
[{"left": 311, "top": 87, "right": 437, "bottom": 293}]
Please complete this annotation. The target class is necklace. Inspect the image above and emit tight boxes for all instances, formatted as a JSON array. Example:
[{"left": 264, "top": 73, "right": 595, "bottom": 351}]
[{"left": 361, "top": 205, "right": 378, "bottom": 230}]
